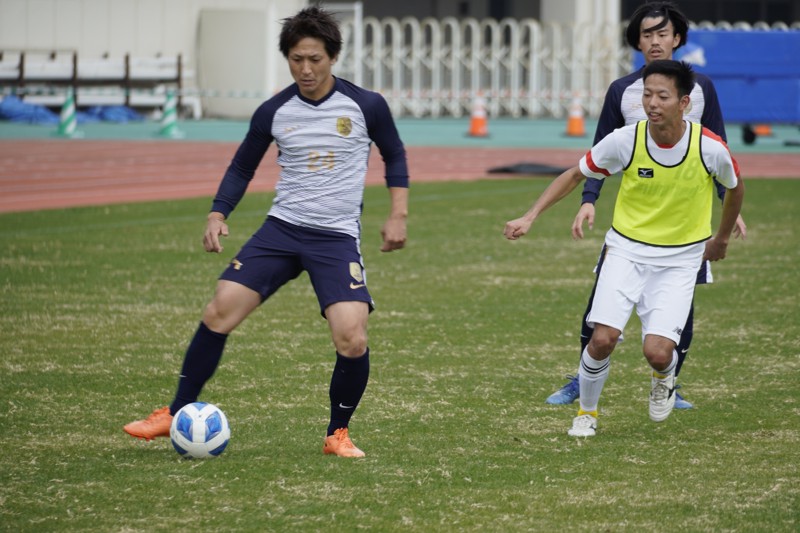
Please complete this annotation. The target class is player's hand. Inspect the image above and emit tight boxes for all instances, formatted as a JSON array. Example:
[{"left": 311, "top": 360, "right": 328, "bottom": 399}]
[
  {"left": 380, "top": 216, "right": 407, "bottom": 252},
  {"left": 571, "top": 203, "right": 595, "bottom": 240},
  {"left": 703, "top": 237, "right": 729, "bottom": 262},
  {"left": 504, "top": 217, "right": 532, "bottom": 240},
  {"left": 203, "top": 212, "right": 229, "bottom": 253},
  {"left": 733, "top": 214, "right": 747, "bottom": 240}
]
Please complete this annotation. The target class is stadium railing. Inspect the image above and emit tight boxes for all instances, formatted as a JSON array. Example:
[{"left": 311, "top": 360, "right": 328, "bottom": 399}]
[{"left": 0, "top": 50, "right": 201, "bottom": 118}]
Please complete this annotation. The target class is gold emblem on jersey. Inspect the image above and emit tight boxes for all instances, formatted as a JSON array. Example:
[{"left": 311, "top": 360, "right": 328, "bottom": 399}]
[
  {"left": 337, "top": 117, "right": 352, "bottom": 137},
  {"left": 349, "top": 262, "right": 363, "bottom": 283}
]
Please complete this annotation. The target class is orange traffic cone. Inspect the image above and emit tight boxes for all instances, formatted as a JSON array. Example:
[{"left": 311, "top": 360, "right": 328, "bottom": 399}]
[
  {"left": 753, "top": 124, "right": 773, "bottom": 136},
  {"left": 467, "top": 93, "right": 489, "bottom": 137},
  {"left": 565, "top": 98, "right": 586, "bottom": 137}
]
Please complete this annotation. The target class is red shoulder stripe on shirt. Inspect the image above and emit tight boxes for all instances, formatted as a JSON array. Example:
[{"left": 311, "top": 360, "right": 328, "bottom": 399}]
[{"left": 585, "top": 150, "right": 611, "bottom": 177}]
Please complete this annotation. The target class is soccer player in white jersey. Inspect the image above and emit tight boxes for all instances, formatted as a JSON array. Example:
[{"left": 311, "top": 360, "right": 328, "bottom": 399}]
[
  {"left": 123, "top": 6, "right": 409, "bottom": 457},
  {"left": 505, "top": 60, "right": 744, "bottom": 436},
  {"left": 545, "top": 1, "right": 747, "bottom": 409}
]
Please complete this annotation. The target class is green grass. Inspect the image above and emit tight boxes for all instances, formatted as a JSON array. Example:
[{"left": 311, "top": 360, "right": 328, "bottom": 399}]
[{"left": 1, "top": 178, "right": 798, "bottom": 532}]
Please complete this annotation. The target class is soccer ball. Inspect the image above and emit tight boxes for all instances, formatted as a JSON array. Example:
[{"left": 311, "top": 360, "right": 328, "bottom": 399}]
[{"left": 170, "top": 402, "right": 230, "bottom": 459}]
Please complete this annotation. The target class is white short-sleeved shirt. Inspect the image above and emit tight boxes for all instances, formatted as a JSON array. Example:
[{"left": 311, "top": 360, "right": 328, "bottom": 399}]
[{"left": 579, "top": 121, "right": 739, "bottom": 267}]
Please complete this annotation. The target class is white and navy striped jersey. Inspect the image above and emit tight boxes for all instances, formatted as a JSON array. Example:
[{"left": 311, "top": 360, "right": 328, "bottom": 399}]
[{"left": 212, "top": 77, "right": 408, "bottom": 239}]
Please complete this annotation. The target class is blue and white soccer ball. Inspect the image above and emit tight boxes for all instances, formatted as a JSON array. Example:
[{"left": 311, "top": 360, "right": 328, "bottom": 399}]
[{"left": 170, "top": 402, "right": 230, "bottom": 459}]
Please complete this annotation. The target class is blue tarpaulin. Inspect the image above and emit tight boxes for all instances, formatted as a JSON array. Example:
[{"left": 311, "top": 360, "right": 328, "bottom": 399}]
[
  {"left": 84, "top": 105, "right": 145, "bottom": 123},
  {"left": 0, "top": 95, "right": 144, "bottom": 124},
  {"left": 0, "top": 95, "right": 59, "bottom": 123},
  {"left": 635, "top": 29, "right": 800, "bottom": 123}
]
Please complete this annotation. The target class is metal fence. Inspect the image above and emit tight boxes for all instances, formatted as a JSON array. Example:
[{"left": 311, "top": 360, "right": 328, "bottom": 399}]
[
  {"left": 3, "top": 10, "right": 795, "bottom": 121},
  {"left": 335, "top": 16, "right": 628, "bottom": 119},
  {"left": 334, "top": 16, "right": 799, "bottom": 119}
]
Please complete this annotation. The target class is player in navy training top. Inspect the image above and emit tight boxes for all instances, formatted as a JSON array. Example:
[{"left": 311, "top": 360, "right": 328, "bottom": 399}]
[
  {"left": 124, "top": 6, "right": 409, "bottom": 458},
  {"left": 544, "top": 1, "right": 747, "bottom": 408}
]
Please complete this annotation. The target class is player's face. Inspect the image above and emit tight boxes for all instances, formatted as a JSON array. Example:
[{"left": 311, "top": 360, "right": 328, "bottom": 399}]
[
  {"left": 639, "top": 17, "right": 681, "bottom": 63},
  {"left": 288, "top": 37, "right": 336, "bottom": 101},
  {"left": 642, "top": 74, "right": 689, "bottom": 126}
]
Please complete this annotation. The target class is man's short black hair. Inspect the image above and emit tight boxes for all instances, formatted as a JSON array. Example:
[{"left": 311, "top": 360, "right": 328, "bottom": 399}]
[
  {"left": 626, "top": 1, "right": 689, "bottom": 51},
  {"left": 643, "top": 60, "right": 695, "bottom": 98},
  {"left": 279, "top": 5, "right": 343, "bottom": 59}
]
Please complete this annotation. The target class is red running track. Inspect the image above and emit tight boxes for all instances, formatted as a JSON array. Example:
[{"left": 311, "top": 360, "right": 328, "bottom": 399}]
[{"left": 0, "top": 140, "right": 797, "bottom": 213}]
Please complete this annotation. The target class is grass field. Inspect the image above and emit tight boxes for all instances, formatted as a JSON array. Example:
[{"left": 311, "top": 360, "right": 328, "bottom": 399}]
[{"left": 1, "top": 177, "right": 798, "bottom": 532}]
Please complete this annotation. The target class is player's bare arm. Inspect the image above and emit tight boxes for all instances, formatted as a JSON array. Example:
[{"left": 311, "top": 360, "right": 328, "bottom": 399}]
[
  {"left": 504, "top": 166, "right": 586, "bottom": 240},
  {"left": 381, "top": 187, "right": 409, "bottom": 252},
  {"left": 203, "top": 212, "right": 229, "bottom": 253},
  {"left": 704, "top": 177, "right": 745, "bottom": 262},
  {"left": 572, "top": 202, "right": 597, "bottom": 240}
]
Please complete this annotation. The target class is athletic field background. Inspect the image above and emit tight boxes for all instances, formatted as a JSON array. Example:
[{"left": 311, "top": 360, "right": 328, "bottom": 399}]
[{"left": 0, "top": 117, "right": 798, "bottom": 531}]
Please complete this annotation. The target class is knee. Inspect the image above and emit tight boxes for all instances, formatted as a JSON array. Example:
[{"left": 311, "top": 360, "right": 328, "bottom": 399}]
[
  {"left": 202, "top": 299, "right": 246, "bottom": 334},
  {"left": 201, "top": 301, "right": 227, "bottom": 332},
  {"left": 199, "top": 281, "right": 261, "bottom": 334},
  {"left": 333, "top": 329, "right": 368, "bottom": 357},
  {"left": 644, "top": 347, "right": 673, "bottom": 372},
  {"left": 589, "top": 329, "right": 620, "bottom": 358}
]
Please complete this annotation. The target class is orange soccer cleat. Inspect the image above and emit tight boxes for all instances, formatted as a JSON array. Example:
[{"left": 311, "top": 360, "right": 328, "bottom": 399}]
[
  {"left": 323, "top": 428, "right": 366, "bottom": 458},
  {"left": 123, "top": 406, "right": 173, "bottom": 441}
]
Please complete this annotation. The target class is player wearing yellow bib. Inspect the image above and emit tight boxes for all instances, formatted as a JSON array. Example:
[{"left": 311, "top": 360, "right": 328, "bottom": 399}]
[
  {"left": 545, "top": 1, "right": 748, "bottom": 410},
  {"left": 504, "top": 60, "right": 744, "bottom": 437},
  {"left": 613, "top": 120, "right": 714, "bottom": 247}
]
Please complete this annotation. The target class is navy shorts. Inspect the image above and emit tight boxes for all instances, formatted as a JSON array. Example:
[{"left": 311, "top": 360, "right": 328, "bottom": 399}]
[{"left": 220, "top": 216, "right": 374, "bottom": 316}]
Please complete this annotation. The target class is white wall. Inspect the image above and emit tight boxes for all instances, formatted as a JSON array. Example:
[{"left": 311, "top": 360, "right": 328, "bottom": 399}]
[
  {"left": 0, "top": 0, "right": 306, "bottom": 116},
  {"left": 542, "top": 0, "right": 620, "bottom": 26}
]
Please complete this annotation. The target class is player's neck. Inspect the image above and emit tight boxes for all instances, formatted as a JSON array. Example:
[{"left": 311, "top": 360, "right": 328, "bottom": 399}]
[{"left": 648, "top": 119, "right": 686, "bottom": 147}]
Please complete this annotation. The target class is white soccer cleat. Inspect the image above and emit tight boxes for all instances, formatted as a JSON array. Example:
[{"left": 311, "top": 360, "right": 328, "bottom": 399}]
[
  {"left": 649, "top": 371, "right": 676, "bottom": 422},
  {"left": 568, "top": 413, "right": 597, "bottom": 437}
]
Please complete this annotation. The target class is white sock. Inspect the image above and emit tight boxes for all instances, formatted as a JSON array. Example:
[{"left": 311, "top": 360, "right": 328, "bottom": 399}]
[
  {"left": 652, "top": 349, "right": 678, "bottom": 377},
  {"left": 578, "top": 346, "right": 610, "bottom": 414}
]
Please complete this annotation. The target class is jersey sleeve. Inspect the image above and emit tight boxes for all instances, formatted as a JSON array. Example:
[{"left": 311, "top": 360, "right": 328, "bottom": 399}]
[
  {"left": 210, "top": 101, "right": 276, "bottom": 217},
  {"left": 701, "top": 128, "right": 740, "bottom": 190},
  {"left": 697, "top": 74, "right": 727, "bottom": 142},
  {"left": 592, "top": 82, "right": 626, "bottom": 146},
  {"left": 582, "top": 80, "right": 626, "bottom": 204},
  {"left": 363, "top": 92, "right": 409, "bottom": 188},
  {"left": 579, "top": 126, "right": 635, "bottom": 179},
  {"left": 696, "top": 74, "right": 729, "bottom": 201}
]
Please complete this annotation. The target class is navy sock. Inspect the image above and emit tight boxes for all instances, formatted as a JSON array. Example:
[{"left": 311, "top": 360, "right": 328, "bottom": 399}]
[
  {"left": 675, "top": 302, "right": 694, "bottom": 377},
  {"left": 170, "top": 322, "right": 228, "bottom": 415},
  {"left": 327, "top": 349, "right": 370, "bottom": 436},
  {"left": 579, "top": 273, "right": 599, "bottom": 360}
]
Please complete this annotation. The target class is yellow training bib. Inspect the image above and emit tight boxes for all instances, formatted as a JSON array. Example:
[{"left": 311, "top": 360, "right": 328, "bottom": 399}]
[{"left": 612, "top": 121, "right": 714, "bottom": 247}]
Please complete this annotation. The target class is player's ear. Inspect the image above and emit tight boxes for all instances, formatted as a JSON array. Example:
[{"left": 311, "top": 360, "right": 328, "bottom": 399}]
[{"left": 673, "top": 32, "right": 682, "bottom": 50}]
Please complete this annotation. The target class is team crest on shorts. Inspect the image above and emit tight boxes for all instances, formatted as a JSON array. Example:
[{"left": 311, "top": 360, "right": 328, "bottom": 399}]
[
  {"left": 231, "top": 258, "right": 243, "bottom": 271},
  {"left": 349, "top": 262, "right": 363, "bottom": 282},
  {"left": 337, "top": 117, "right": 352, "bottom": 137}
]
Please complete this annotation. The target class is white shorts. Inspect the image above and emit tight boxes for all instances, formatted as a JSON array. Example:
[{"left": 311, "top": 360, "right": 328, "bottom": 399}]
[{"left": 587, "top": 253, "right": 697, "bottom": 344}]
